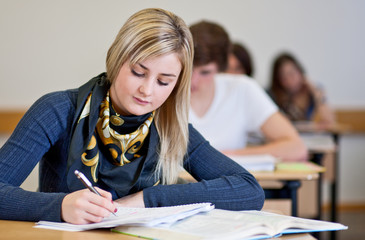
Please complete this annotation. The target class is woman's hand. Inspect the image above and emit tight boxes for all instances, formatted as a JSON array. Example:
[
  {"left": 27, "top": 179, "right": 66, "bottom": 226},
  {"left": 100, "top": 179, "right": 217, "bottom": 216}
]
[
  {"left": 303, "top": 78, "right": 324, "bottom": 103},
  {"left": 303, "top": 78, "right": 335, "bottom": 125},
  {"left": 61, "top": 187, "right": 117, "bottom": 224},
  {"left": 114, "top": 191, "right": 145, "bottom": 208}
]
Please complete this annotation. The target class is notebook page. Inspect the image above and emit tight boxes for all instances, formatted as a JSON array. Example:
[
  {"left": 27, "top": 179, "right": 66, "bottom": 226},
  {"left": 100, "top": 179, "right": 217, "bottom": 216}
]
[{"left": 35, "top": 202, "right": 214, "bottom": 231}]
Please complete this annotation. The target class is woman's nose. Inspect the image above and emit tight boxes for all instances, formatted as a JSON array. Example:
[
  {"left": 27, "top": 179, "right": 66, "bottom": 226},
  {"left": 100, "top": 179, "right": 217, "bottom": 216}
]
[{"left": 139, "top": 78, "right": 154, "bottom": 95}]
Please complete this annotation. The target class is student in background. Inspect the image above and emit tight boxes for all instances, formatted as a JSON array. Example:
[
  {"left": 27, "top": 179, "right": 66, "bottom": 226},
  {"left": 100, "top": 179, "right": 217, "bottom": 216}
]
[
  {"left": 189, "top": 21, "right": 307, "bottom": 162},
  {"left": 268, "top": 53, "right": 335, "bottom": 125},
  {"left": 226, "top": 42, "right": 254, "bottom": 77},
  {"left": 0, "top": 9, "right": 264, "bottom": 224}
]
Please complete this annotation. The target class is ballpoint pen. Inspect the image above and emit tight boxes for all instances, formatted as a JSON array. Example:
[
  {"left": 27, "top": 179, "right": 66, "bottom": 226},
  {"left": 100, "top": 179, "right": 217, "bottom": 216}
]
[{"left": 74, "top": 169, "right": 117, "bottom": 216}]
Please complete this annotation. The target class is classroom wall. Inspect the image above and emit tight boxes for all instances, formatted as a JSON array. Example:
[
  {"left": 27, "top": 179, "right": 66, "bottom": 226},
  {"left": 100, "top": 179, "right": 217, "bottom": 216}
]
[
  {"left": 1, "top": 0, "right": 365, "bottom": 109},
  {"left": 1, "top": 1, "right": 365, "bottom": 204}
]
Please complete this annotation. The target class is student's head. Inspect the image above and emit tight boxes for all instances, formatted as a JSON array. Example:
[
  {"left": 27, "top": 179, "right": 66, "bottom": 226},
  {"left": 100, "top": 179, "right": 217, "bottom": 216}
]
[
  {"left": 270, "top": 52, "right": 306, "bottom": 95},
  {"left": 106, "top": 8, "right": 194, "bottom": 184},
  {"left": 226, "top": 43, "right": 254, "bottom": 77},
  {"left": 189, "top": 21, "right": 230, "bottom": 91},
  {"left": 106, "top": 8, "right": 193, "bottom": 115}
]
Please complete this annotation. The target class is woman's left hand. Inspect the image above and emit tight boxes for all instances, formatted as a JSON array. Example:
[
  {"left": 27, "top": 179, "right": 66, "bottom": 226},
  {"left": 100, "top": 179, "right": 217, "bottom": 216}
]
[
  {"left": 114, "top": 191, "right": 145, "bottom": 208},
  {"left": 303, "top": 78, "right": 325, "bottom": 103}
]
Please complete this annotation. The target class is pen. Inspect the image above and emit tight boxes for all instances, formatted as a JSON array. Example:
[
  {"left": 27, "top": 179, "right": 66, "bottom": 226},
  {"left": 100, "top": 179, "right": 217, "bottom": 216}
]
[{"left": 74, "top": 169, "right": 117, "bottom": 216}]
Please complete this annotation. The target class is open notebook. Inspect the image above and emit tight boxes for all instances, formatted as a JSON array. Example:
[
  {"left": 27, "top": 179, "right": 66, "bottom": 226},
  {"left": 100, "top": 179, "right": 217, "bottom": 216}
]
[
  {"left": 35, "top": 202, "right": 214, "bottom": 231},
  {"left": 114, "top": 209, "right": 348, "bottom": 240}
]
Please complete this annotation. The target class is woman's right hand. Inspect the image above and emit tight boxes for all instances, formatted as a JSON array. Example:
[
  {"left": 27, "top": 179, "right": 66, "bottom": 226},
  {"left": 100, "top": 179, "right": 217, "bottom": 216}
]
[{"left": 61, "top": 187, "right": 117, "bottom": 224}]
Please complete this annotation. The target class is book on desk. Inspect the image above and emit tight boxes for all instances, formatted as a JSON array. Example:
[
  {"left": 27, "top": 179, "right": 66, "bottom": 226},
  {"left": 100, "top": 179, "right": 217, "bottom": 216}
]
[
  {"left": 35, "top": 202, "right": 347, "bottom": 240},
  {"left": 227, "top": 154, "right": 325, "bottom": 174},
  {"left": 113, "top": 209, "right": 347, "bottom": 240},
  {"left": 227, "top": 154, "right": 278, "bottom": 172}
]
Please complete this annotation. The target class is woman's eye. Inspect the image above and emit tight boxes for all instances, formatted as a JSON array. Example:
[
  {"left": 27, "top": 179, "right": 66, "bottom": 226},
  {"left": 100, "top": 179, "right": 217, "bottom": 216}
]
[
  {"left": 158, "top": 80, "right": 169, "bottom": 86},
  {"left": 131, "top": 69, "right": 145, "bottom": 77}
]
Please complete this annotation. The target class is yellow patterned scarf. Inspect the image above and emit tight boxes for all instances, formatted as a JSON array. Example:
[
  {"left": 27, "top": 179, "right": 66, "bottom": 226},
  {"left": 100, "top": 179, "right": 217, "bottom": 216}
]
[{"left": 80, "top": 91, "right": 155, "bottom": 182}]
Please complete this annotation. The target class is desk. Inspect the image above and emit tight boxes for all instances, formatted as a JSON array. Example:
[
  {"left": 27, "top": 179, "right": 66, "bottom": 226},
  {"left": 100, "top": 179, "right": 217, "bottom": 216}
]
[
  {"left": 295, "top": 123, "right": 346, "bottom": 216},
  {"left": 255, "top": 162, "right": 325, "bottom": 217},
  {"left": 300, "top": 133, "right": 336, "bottom": 220},
  {"left": 0, "top": 220, "right": 317, "bottom": 240},
  {"left": 0, "top": 220, "right": 137, "bottom": 240},
  {"left": 295, "top": 122, "right": 348, "bottom": 240},
  {"left": 293, "top": 122, "right": 350, "bottom": 135},
  {"left": 180, "top": 162, "right": 324, "bottom": 217}
]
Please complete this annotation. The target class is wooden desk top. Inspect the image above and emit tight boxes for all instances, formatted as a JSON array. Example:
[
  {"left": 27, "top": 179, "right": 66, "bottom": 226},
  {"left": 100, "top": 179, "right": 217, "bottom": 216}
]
[
  {"left": 0, "top": 220, "right": 137, "bottom": 240},
  {"left": 294, "top": 121, "right": 350, "bottom": 135},
  {"left": 180, "top": 162, "right": 324, "bottom": 182},
  {"left": 0, "top": 220, "right": 316, "bottom": 240},
  {"left": 252, "top": 162, "right": 324, "bottom": 181}
]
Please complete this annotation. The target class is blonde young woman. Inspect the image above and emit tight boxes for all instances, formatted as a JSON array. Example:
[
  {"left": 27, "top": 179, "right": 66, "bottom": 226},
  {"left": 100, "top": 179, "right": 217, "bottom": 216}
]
[{"left": 0, "top": 8, "right": 264, "bottom": 224}]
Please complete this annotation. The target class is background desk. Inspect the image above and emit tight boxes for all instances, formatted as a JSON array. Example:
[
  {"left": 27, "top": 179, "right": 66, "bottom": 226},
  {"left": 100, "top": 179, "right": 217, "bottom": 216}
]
[
  {"left": 0, "top": 220, "right": 317, "bottom": 240},
  {"left": 300, "top": 133, "right": 336, "bottom": 220},
  {"left": 180, "top": 162, "right": 325, "bottom": 217},
  {"left": 295, "top": 122, "right": 348, "bottom": 240},
  {"left": 295, "top": 125, "right": 343, "bottom": 208},
  {"left": 255, "top": 162, "right": 325, "bottom": 217}
]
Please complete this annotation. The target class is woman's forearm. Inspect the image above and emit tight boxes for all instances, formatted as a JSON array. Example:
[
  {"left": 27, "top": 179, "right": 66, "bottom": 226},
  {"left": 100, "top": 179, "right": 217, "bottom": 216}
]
[{"left": 223, "top": 137, "right": 308, "bottom": 162}]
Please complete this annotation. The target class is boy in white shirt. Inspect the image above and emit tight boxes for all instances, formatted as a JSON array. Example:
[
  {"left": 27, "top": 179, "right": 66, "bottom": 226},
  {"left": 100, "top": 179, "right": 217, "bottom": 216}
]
[{"left": 189, "top": 21, "right": 307, "bottom": 162}]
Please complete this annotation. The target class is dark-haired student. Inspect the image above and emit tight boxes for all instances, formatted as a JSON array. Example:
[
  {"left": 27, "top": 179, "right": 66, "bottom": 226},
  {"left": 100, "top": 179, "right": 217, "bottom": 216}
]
[
  {"left": 268, "top": 52, "right": 335, "bottom": 126},
  {"left": 226, "top": 42, "right": 254, "bottom": 77}
]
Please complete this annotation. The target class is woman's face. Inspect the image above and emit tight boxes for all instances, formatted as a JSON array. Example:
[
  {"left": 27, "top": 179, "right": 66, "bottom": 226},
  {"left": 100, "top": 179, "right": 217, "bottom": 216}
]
[
  {"left": 226, "top": 53, "right": 245, "bottom": 75},
  {"left": 278, "top": 61, "right": 304, "bottom": 94},
  {"left": 110, "top": 53, "right": 181, "bottom": 116},
  {"left": 191, "top": 62, "right": 218, "bottom": 93}
]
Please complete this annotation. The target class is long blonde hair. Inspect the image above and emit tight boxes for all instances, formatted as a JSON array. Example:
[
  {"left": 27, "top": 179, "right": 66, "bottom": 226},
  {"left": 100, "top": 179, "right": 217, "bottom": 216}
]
[{"left": 106, "top": 8, "right": 194, "bottom": 184}]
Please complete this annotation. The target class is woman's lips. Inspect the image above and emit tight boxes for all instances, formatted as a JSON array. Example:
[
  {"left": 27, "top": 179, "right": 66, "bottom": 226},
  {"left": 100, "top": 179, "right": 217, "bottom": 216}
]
[{"left": 134, "top": 97, "right": 150, "bottom": 105}]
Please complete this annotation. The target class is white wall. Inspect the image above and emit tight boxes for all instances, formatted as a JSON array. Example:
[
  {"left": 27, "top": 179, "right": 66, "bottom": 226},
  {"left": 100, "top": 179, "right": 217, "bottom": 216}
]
[
  {"left": 1, "top": 0, "right": 365, "bottom": 203},
  {"left": 1, "top": 0, "right": 365, "bottom": 108}
]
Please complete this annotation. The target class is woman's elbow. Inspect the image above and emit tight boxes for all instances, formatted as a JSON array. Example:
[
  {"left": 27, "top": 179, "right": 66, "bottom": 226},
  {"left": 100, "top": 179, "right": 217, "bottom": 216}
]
[
  {"left": 252, "top": 185, "right": 265, "bottom": 210},
  {"left": 236, "top": 182, "right": 265, "bottom": 211}
]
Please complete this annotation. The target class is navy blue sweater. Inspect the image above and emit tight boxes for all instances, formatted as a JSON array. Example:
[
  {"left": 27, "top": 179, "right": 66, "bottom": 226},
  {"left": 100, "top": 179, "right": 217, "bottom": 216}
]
[{"left": 0, "top": 89, "right": 264, "bottom": 222}]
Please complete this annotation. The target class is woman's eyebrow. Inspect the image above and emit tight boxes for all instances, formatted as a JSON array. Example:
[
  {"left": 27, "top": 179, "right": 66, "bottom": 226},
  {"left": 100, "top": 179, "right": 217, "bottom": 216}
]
[{"left": 139, "top": 63, "right": 177, "bottom": 77}]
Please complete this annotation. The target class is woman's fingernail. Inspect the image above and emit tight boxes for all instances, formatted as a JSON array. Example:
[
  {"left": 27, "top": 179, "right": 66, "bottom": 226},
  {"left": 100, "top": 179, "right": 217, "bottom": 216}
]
[{"left": 114, "top": 208, "right": 117, "bottom": 213}]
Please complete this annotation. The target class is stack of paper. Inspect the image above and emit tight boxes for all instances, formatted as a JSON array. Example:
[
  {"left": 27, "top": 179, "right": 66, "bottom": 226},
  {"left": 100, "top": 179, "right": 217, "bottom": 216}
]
[
  {"left": 300, "top": 133, "right": 336, "bottom": 152},
  {"left": 35, "top": 202, "right": 214, "bottom": 231},
  {"left": 228, "top": 154, "right": 278, "bottom": 172}
]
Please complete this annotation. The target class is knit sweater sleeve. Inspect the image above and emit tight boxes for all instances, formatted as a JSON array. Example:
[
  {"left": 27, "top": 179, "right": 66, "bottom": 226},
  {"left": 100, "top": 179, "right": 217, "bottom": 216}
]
[
  {"left": 143, "top": 124, "right": 265, "bottom": 210},
  {"left": 0, "top": 90, "right": 76, "bottom": 222}
]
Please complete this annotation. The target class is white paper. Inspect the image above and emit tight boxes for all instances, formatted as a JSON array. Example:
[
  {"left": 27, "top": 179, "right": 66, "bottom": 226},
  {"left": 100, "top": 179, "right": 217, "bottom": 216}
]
[
  {"left": 228, "top": 154, "right": 278, "bottom": 172},
  {"left": 115, "top": 210, "right": 347, "bottom": 240},
  {"left": 35, "top": 202, "right": 214, "bottom": 231},
  {"left": 154, "top": 210, "right": 348, "bottom": 240}
]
